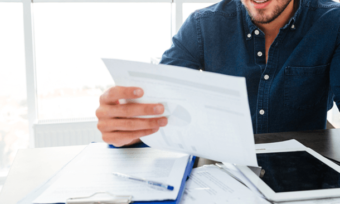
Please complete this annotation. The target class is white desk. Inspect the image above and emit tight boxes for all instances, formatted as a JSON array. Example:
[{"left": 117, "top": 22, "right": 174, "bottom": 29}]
[{"left": 0, "top": 145, "right": 86, "bottom": 204}]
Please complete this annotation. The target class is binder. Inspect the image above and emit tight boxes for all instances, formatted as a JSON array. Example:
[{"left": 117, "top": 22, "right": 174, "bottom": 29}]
[
  {"left": 106, "top": 143, "right": 197, "bottom": 204},
  {"left": 18, "top": 143, "right": 196, "bottom": 204}
]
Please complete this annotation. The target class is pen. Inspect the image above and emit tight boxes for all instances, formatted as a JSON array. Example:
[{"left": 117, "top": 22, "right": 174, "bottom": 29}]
[{"left": 112, "top": 172, "right": 174, "bottom": 191}]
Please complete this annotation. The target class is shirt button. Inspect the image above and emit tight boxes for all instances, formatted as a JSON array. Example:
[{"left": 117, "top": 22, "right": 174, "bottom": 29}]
[
  {"left": 291, "top": 24, "right": 295, "bottom": 29},
  {"left": 259, "top": 109, "right": 265, "bottom": 115},
  {"left": 264, "top": 75, "right": 269, "bottom": 80},
  {"left": 257, "top": 51, "right": 263, "bottom": 57},
  {"left": 247, "top": 33, "right": 252, "bottom": 38},
  {"left": 254, "top": 30, "right": 260, "bottom": 35}
]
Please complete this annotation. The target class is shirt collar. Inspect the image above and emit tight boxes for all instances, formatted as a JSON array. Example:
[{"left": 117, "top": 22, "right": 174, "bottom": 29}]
[
  {"left": 242, "top": 0, "right": 303, "bottom": 35},
  {"left": 282, "top": 0, "right": 302, "bottom": 29},
  {"left": 243, "top": 7, "right": 258, "bottom": 35}
]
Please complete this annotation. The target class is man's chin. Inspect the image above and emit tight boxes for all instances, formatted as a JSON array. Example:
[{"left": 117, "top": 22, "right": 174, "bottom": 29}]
[
  {"left": 245, "top": 6, "right": 275, "bottom": 24},
  {"left": 250, "top": 14, "right": 274, "bottom": 24},
  {"left": 252, "top": 17, "right": 274, "bottom": 24},
  {"left": 247, "top": 0, "right": 293, "bottom": 24}
]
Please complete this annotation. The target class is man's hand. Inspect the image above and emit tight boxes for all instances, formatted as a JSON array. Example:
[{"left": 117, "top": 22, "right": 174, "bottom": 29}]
[{"left": 96, "top": 86, "right": 168, "bottom": 147}]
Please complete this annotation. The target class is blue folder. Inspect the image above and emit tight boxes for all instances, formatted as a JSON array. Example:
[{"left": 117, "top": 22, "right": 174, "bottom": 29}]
[
  {"left": 18, "top": 143, "right": 195, "bottom": 204},
  {"left": 109, "top": 143, "right": 196, "bottom": 204}
]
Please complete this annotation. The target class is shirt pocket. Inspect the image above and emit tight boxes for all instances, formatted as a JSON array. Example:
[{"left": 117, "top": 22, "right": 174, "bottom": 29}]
[{"left": 284, "top": 64, "right": 330, "bottom": 110}]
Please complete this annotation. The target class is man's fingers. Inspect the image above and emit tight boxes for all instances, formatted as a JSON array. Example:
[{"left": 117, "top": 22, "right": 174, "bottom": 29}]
[
  {"left": 98, "top": 117, "right": 168, "bottom": 131},
  {"left": 102, "top": 128, "right": 159, "bottom": 147},
  {"left": 100, "top": 86, "right": 144, "bottom": 105},
  {"left": 97, "top": 86, "right": 164, "bottom": 147},
  {"left": 125, "top": 138, "right": 142, "bottom": 146},
  {"left": 96, "top": 103, "right": 164, "bottom": 118}
]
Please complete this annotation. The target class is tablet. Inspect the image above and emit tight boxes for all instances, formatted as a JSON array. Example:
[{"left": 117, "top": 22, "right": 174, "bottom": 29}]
[{"left": 236, "top": 148, "right": 340, "bottom": 202}]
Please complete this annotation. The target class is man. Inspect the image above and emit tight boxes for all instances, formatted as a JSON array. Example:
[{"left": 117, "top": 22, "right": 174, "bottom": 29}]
[{"left": 96, "top": 0, "right": 340, "bottom": 147}]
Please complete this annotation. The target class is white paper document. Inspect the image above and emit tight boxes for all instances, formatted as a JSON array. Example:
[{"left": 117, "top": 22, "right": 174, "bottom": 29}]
[
  {"left": 179, "top": 165, "right": 270, "bottom": 204},
  {"left": 34, "top": 143, "right": 190, "bottom": 203},
  {"left": 102, "top": 58, "right": 257, "bottom": 167},
  {"left": 220, "top": 162, "right": 265, "bottom": 198},
  {"left": 255, "top": 139, "right": 306, "bottom": 151}
]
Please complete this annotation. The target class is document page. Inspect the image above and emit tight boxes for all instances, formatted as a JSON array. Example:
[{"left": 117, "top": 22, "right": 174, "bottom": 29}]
[
  {"left": 34, "top": 143, "right": 190, "bottom": 203},
  {"left": 179, "top": 165, "right": 270, "bottom": 204},
  {"left": 255, "top": 139, "right": 306, "bottom": 151},
  {"left": 220, "top": 162, "right": 265, "bottom": 198},
  {"left": 102, "top": 58, "right": 257, "bottom": 167}
]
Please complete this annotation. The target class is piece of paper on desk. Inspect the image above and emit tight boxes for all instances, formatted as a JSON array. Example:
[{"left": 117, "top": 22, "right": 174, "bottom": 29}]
[
  {"left": 220, "top": 162, "right": 265, "bottom": 198},
  {"left": 255, "top": 139, "right": 306, "bottom": 151},
  {"left": 33, "top": 143, "right": 190, "bottom": 203},
  {"left": 102, "top": 58, "right": 257, "bottom": 167},
  {"left": 179, "top": 165, "right": 270, "bottom": 204}
]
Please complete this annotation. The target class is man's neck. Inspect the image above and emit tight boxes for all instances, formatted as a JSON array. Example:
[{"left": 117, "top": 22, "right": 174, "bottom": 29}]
[{"left": 255, "top": 0, "right": 296, "bottom": 37}]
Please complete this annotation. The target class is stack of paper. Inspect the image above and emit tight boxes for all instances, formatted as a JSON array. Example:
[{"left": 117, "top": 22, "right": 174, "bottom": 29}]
[{"left": 179, "top": 165, "right": 270, "bottom": 204}]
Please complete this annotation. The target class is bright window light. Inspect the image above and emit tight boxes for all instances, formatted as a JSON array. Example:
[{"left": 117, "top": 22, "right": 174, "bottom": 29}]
[
  {"left": 183, "top": 3, "right": 215, "bottom": 22},
  {"left": 0, "top": 3, "right": 28, "bottom": 180},
  {"left": 34, "top": 3, "right": 171, "bottom": 121}
]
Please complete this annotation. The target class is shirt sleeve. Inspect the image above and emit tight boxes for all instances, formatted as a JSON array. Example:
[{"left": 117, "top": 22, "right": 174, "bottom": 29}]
[
  {"left": 160, "top": 13, "right": 203, "bottom": 70},
  {"left": 330, "top": 28, "right": 340, "bottom": 111}
]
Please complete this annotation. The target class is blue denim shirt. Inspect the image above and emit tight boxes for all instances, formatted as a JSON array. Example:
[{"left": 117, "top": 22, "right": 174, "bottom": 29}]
[{"left": 160, "top": 0, "right": 340, "bottom": 134}]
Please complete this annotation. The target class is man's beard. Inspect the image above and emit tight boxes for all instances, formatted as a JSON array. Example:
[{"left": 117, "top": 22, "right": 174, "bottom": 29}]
[{"left": 246, "top": 0, "right": 292, "bottom": 24}]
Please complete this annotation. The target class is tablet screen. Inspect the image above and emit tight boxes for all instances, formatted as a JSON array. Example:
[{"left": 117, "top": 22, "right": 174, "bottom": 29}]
[{"left": 257, "top": 151, "right": 340, "bottom": 193}]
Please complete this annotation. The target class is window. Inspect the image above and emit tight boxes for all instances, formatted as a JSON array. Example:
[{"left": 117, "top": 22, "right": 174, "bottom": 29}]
[
  {"left": 34, "top": 3, "right": 171, "bottom": 121},
  {"left": 0, "top": 2, "right": 28, "bottom": 185}
]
